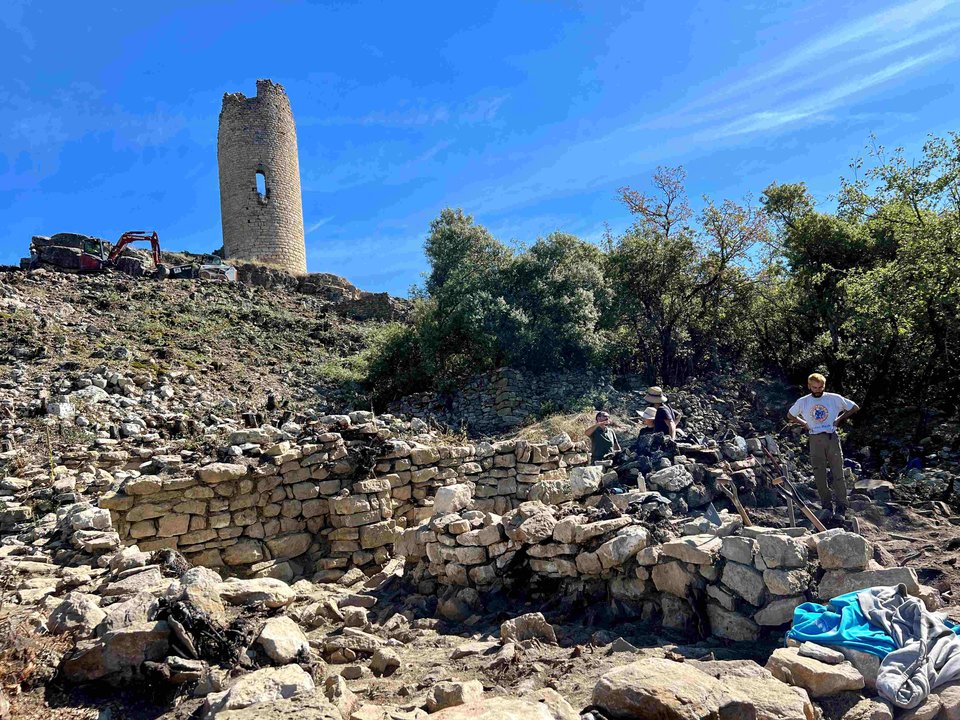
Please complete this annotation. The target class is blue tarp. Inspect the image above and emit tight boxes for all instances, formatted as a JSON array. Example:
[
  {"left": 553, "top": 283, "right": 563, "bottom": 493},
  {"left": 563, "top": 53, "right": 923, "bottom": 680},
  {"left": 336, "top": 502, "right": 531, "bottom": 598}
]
[{"left": 787, "top": 589, "right": 960, "bottom": 658}]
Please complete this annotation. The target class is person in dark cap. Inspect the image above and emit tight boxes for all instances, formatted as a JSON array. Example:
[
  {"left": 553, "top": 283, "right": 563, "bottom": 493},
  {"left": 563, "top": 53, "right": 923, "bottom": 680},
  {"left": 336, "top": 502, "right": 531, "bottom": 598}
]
[{"left": 585, "top": 410, "right": 620, "bottom": 464}]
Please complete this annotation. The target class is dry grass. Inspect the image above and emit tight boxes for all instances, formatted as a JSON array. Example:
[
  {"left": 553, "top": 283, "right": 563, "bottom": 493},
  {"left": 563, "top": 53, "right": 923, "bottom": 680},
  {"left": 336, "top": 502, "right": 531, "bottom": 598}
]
[
  {"left": 0, "top": 613, "right": 75, "bottom": 718},
  {"left": 511, "top": 410, "right": 638, "bottom": 443}
]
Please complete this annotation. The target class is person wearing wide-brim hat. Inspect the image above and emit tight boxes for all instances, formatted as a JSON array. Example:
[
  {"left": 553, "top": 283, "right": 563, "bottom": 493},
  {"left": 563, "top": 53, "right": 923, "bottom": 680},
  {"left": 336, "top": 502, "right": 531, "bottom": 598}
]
[
  {"left": 636, "top": 406, "right": 657, "bottom": 429},
  {"left": 644, "top": 386, "right": 676, "bottom": 439}
]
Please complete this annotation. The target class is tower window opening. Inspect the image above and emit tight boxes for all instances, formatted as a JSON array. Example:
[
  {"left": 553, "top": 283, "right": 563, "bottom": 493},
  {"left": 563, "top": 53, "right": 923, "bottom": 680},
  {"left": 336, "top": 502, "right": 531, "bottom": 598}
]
[{"left": 255, "top": 171, "right": 268, "bottom": 201}]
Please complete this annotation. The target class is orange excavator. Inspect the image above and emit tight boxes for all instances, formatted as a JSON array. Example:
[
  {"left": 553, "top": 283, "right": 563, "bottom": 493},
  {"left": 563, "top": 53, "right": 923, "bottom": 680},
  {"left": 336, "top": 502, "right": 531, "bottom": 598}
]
[{"left": 79, "top": 230, "right": 168, "bottom": 277}]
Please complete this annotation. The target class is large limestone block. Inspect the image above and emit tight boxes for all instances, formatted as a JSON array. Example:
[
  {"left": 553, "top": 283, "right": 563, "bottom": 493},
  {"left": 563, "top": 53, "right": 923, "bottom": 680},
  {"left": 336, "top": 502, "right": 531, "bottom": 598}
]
[
  {"left": 766, "top": 647, "right": 864, "bottom": 698},
  {"left": 573, "top": 516, "right": 632, "bottom": 544},
  {"left": 62, "top": 621, "right": 170, "bottom": 682},
  {"left": 430, "top": 697, "right": 573, "bottom": 720},
  {"left": 722, "top": 561, "right": 766, "bottom": 605},
  {"left": 765, "top": 568, "right": 812, "bottom": 596},
  {"left": 223, "top": 539, "right": 266, "bottom": 566},
  {"left": 266, "top": 532, "right": 311, "bottom": 560},
  {"left": 646, "top": 465, "right": 694, "bottom": 492},
  {"left": 426, "top": 679, "right": 485, "bottom": 713},
  {"left": 211, "top": 692, "right": 341, "bottom": 719},
  {"left": 757, "top": 533, "right": 808, "bottom": 569},
  {"left": 720, "top": 535, "right": 757, "bottom": 565},
  {"left": 816, "top": 531, "right": 871, "bottom": 570},
  {"left": 504, "top": 503, "right": 556, "bottom": 544},
  {"left": 359, "top": 521, "right": 399, "bottom": 550},
  {"left": 199, "top": 463, "right": 248, "bottom": 483},
  {"left": 592, "top": 658, "right": 725, "bottom": 720},
  {"left": 661, "top": 534, "right": 722, "bottom": 565},
  {"left": 754, "top": 596, "right": 805, "bottom": 626},
  {"left": 939, "top": 682, "right": 960, "bottom": 720},
  {"left": 689, "top": 660, "right": 815, "bottom": 720},
  {"left": 500, "top": 612, "right": 557, "bottom": 644},
  {"left": 96, "top": 591, "right": 159, "bottom": 636},
  {"left": 48, "top": 592, "right": 106, "bottom": 637},
  {"left": 652, "top": 561, "right": 696, "bottom": 597},
  {"left": 706, "top": 604, "right": 760, "bottom": 641},
  {"left": 569, "top": 466, "right": 602, "bottom": 498},
  {"left": 256, "top": 616, "right": 310, "bottom": 664},
  {"left": 203, "top": 664, "right": 315, "bottom": 718},
  {"left": 818, "top": 567, "right": 919, "bottom": 600},
  {"left": 435, "top": 484, "right": 473, "bottom": 515},
  {"left": 528, "top": 478, "right": 573, "bottom": 505},
  {"left": 597, "top": 527, "right": 650, "bottom": 570},
  {"left": 839, "top": 698, "right": 893, "bottom": 720},
  {"left": 218, "top": 578, "right": 295, "bottom": 608}
]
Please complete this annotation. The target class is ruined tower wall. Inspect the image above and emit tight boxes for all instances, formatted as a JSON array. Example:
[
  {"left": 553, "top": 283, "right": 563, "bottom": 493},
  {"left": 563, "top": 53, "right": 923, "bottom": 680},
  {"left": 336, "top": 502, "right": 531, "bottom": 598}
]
[{"left": 217, "top": 79, "right": 307, "bottom": 274}]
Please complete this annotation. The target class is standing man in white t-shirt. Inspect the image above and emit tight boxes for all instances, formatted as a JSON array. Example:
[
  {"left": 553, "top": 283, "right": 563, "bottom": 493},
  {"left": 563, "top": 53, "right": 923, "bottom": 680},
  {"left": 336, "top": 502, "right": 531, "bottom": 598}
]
[{"left": 787, "top": 372, "right": 861, "bottom": 519}]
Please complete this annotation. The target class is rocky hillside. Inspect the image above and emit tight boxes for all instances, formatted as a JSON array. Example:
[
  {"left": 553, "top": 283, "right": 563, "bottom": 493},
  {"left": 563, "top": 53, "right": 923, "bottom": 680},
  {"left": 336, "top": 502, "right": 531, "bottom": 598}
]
[
  {"left": 3, "top": 268, "right": 960, "bottom": 720},
  {"left": 0, "top": 268, "right": 401, "bottom": 455}
]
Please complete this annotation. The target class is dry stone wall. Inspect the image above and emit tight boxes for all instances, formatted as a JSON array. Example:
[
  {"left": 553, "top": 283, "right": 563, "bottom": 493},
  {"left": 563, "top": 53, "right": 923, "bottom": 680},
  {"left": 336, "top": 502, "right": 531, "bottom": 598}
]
[
  {"left": 218, "top": 79, "right": 306, "bottom": 275},
  {"left": 400, "top": 499, "right": 926, "bottom": 641},
  {"left": 97, "top": 414, "right": 935, "bottom": 641},
  {"left": 100, "top": 419, "right": 591, "bottom": 582}
]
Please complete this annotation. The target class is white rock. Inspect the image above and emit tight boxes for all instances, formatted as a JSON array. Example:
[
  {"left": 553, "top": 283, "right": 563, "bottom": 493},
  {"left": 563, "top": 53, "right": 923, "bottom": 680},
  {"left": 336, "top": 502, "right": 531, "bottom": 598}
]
[
  {"left": 256, "top": 616, "right": 310, "bottom": 664},
  {"left": 203, "top": 664, "right": 315, "bottom": 718},
  {"left": 434, "top": 484, "right": 473, "bottom": 515}
]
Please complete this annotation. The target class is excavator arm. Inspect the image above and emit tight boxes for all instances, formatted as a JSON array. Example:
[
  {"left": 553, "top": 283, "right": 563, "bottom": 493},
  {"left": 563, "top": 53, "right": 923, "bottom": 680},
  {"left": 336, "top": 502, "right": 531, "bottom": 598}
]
[{"left": 107, "top": 231, "right": 161, "bottom": 268}]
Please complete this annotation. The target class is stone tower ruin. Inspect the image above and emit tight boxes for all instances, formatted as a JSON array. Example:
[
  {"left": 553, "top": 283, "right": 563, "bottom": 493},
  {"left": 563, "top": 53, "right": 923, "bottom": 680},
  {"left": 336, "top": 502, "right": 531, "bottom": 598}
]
[{"left": 217, "top": 79, "right": 307, "bottom": 274}]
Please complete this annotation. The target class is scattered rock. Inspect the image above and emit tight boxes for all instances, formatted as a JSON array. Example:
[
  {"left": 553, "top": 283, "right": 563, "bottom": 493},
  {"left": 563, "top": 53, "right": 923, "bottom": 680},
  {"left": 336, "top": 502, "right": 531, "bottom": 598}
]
[
  {"left": 427, "top": 679, "right": 485, "bottom": 713},
  {"left": 592, "top": 658, "right": 724, "bottom": 720},
  {"left": 256, "top": 616, "right": 310, "bottom": 664},
  {"left": 47, "top": 592, "right": 106, "bottom": 637},
  {"left": 766, "top": 647, "right": 865, "bottom": 698},
  {"left": 370, "top": 647, "right": 401, "bottom": 677},
  {"left": 203, "top": 664, "right": 316, "bottom": 718},
  {"left": 218, "top": 578, "right": 295, "bottom": 608},
  {"left": 500, "top": 612, "right": 557, "bottom": 644}
]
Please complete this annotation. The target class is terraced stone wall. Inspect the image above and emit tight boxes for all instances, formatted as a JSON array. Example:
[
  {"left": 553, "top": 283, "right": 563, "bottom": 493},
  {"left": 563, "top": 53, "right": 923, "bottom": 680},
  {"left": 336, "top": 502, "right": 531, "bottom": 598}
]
[{"left": 101, "top": 425, "right": 591, "bottom": 581}]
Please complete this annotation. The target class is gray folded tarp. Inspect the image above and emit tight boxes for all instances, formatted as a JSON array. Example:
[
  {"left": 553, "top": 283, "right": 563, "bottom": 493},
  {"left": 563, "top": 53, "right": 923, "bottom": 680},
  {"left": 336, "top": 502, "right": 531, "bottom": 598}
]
[{"left": 858, "top": 584, "right": 960, "bottom": 709}]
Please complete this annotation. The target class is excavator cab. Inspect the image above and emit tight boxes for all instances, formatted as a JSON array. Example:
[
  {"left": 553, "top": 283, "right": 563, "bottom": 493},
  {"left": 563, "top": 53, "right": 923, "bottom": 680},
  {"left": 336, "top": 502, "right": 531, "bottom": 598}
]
[{"left": 78, "top": 238, "right": 110, "bottom": 272}]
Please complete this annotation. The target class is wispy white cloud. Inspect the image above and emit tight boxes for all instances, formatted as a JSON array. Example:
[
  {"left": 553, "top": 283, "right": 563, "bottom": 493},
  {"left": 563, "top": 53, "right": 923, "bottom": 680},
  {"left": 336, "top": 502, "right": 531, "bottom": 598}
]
[
  {"left": 306, "top": 216, "right": 334, "bottom": 234},
  {"left": 299, "top": 94, "right": 507, "bottom": 128},
  {"left": 686, "top": 0, "right": 954, "bottom": 112},
  {"left": 713, "top": 49, "right": 951, "bottom": 137},
  {"left": 457, "top": 0, "right": 960, "bottom": 216}
]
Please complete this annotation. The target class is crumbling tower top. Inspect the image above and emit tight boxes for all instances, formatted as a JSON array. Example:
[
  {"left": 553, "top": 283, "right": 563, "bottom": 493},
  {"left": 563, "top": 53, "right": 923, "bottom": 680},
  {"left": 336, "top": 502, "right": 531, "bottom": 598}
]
[{"left": 217, "top": 79, "right": 307, "bottom": 275}]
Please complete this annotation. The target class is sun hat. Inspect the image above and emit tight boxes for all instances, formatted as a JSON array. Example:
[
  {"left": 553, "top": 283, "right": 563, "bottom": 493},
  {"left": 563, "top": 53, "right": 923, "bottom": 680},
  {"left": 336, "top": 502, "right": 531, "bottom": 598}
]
[
  {"left": 639, "top": 407, "right": 657, "bottom": 421},
  {"left": 644, "top": 386, "right": 667, "bottom": 404}
]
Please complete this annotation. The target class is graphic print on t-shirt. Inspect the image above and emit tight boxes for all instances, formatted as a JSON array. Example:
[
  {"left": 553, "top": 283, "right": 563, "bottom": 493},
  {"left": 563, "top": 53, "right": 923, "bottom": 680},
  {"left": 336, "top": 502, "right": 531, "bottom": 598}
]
[{"left": 812, "top": 404, "right": 829, "bottom": 423}]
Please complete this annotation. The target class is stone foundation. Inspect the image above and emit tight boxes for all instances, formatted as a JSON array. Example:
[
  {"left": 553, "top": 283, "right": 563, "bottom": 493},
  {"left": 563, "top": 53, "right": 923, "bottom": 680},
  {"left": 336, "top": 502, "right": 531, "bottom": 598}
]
[
  {"left": 100, "top": 417, "right": 591, "bottom": 581},
  {"left": 99, "top": 415, "right": 932, "bottom": 639}
]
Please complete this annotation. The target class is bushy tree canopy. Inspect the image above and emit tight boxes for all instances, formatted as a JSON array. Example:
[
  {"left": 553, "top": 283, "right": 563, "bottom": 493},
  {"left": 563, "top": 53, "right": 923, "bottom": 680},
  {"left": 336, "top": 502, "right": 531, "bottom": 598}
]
[{"left": 365, "top": 132, "right": 960, "bottom": 436}]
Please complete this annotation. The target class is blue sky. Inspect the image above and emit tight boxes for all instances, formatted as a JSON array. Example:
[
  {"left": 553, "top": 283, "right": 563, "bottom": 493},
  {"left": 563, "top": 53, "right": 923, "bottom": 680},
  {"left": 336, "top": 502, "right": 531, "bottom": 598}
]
[{"left": 2, "top": 1, "right": 958, "bottom": 295}]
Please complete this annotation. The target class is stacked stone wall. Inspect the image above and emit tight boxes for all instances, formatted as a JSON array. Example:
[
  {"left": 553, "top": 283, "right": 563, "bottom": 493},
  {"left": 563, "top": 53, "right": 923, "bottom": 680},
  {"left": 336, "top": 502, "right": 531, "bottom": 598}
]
[
  {"left": 400, "top": 499, "right": 925, "bottom": 641},
  {"left": 218, "top": 79, "right": 306, "bottom": 275},
  {"left": 97, "top": 417, "right": 934, "bottom": 640},
  {"left": 100, "top": 421, "right": 591, "bottom": 581}
]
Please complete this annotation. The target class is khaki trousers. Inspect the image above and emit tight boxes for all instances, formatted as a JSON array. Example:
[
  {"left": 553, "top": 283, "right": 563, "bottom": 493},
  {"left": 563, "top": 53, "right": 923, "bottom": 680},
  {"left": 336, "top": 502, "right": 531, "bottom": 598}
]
[{"left": 809, "top": 432, "right": 847, "bottom": 507}]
